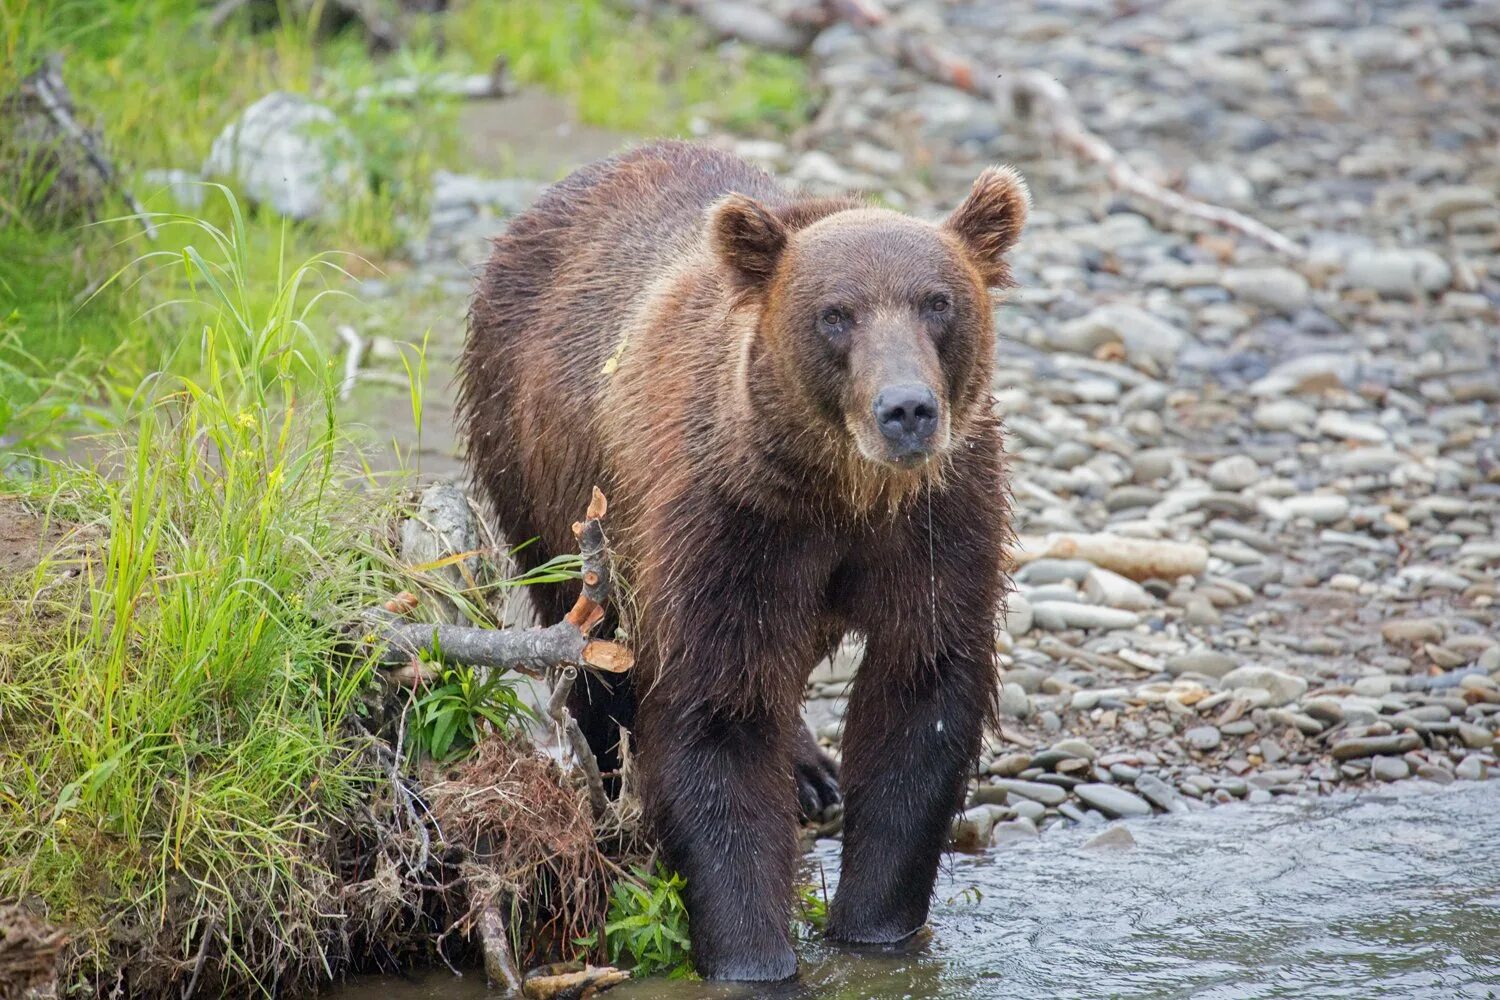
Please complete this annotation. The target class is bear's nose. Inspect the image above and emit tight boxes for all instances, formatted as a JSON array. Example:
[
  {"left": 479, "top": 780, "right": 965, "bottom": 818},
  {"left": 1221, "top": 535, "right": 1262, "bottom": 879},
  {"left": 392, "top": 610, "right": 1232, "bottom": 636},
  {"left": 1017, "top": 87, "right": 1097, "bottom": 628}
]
[{"left": 873, "top": 384, "right": 939, "bottom": 452}]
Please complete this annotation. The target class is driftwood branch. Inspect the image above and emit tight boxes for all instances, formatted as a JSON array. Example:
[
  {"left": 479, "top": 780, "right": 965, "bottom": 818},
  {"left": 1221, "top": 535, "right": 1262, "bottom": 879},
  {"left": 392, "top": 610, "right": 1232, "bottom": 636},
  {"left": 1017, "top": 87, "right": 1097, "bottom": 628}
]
[
  {"left": 351, "top": 61, "right": 515, "bottom": 106},
  {"left": 476, "top": 906, "right": 523, "bottom": 995},
  {"left": 823, "top": 0, "right": 1306, "bottom": 258},
  {"left": 357, "top": 487, "right": 627, "bottom": 812},
  {"left": 656, "top": 0, "right": 1303, "bottom": 259},
  {"left": 336, "top": 324, "right": 365, "bottom": 401},
  {"left": 371, "top": 617, "right": 630, "bottom": 682},
  {"left": 24, "top": 56, "right": 158, "bottom": 239}
]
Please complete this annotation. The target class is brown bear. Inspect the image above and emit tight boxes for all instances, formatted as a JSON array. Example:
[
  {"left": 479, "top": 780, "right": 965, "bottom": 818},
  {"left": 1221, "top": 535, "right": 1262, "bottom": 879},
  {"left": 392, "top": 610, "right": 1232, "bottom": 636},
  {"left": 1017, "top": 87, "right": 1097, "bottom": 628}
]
[{"left": 459, "top": 141, "right": 1026, "bottom": 981}]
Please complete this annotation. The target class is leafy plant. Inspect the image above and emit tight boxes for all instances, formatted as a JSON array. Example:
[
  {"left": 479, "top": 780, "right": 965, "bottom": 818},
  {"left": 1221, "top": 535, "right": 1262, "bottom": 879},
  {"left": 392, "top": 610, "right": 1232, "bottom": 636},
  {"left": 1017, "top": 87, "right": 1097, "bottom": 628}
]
[
  {"left": 793, "top": 882, "right": 828, "bottom": 940},
  {"left": 410, "top": 655, "right": 534, "bottom": 761},
  {"left": 602, "top": 864, "right": 694, "bottom": 979}
]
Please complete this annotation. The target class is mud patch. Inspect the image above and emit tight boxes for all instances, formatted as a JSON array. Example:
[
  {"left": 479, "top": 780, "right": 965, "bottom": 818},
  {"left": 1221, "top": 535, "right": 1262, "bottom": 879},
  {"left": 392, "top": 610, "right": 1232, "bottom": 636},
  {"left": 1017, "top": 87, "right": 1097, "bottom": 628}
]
[{"left": 0, "top": 494, "right": 97, "bottom": 582}]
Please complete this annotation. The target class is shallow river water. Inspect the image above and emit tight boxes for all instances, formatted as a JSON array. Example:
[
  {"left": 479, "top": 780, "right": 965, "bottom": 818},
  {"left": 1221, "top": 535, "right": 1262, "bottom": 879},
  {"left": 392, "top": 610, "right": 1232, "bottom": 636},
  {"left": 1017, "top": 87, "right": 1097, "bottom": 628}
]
[{"left": 339, "top": 781, "right": 1500, "bottom": 999}]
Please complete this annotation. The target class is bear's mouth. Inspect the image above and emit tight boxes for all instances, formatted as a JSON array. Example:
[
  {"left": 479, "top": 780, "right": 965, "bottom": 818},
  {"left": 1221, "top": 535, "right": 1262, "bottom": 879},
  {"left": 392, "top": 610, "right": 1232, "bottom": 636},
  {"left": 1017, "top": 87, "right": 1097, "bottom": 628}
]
[{"left": 847, "top": 417, "right": 952, "bottom": 471}]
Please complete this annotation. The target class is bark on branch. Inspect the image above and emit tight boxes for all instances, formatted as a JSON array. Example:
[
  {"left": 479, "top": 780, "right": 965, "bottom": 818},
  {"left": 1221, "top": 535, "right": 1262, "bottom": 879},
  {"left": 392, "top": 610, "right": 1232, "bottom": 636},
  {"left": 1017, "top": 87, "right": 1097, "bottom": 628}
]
[{"left": 359, "top": 486, "right": 631, "bottom": 685}]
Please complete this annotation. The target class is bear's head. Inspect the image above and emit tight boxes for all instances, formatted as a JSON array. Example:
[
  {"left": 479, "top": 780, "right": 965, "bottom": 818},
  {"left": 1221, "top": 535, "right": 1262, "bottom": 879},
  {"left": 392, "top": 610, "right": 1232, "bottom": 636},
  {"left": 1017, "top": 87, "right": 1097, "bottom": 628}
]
[{"left": 710, "top": 168, "right": 1028, "bottom": 495}]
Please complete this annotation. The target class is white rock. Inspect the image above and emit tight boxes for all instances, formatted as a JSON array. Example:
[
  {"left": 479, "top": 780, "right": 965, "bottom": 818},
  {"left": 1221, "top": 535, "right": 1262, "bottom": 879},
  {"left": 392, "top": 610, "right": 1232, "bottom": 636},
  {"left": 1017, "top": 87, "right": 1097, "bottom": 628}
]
[
  {"left": 1004, "top": 593, "right": 1033, "bottom": 636},
  {"left": 1056, "top": 304, "right": 1187, "bottom": 368},
  {"left": 1253, "top": 398, "right": 1317, "bottom": 431},
  {"left": 1343, "top": 248, "right": 1452, "bottom": 298},
  {"left": 1032, "top": 601, "right": 1141, "bottom": 632},
  {"left": 1315, "top": 410, "right": 1390, "bottom": 443},
  {"left": 1083, "top": 567, "right": 1158, "bottom": 611},
  {"left": 1222, "top": 267, "right": 1310, "bottom": 314},
  {"left": 1220, "top": 666, "right": 1308, "bottom": 707},
  {"left": 1273, "top": 494, "right": 1350, "bottom": 524},
  {"left": 204, "top": 93, "right": 363, "bottom": 221},
  {"left": 1207, "top": 454, "right": 1260, "bottom": 492}
]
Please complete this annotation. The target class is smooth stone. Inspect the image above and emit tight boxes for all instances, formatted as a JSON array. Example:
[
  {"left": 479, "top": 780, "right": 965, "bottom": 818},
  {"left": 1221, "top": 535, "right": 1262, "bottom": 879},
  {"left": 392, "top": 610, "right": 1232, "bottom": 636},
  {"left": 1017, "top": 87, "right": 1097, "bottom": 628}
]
[
  {"left": 1032, "top": 601, "right": 1141, "bottom": 632},
  {"left": 1056, "top": 304, "right": 1187, "bottom": 367},
  {"left": 1457, "top": 722, "right": 1495, "bottom": 749},
  {"left": 1074, "top": 783, "right": 1153, "bottom": 819},
  {"left": 1185, "top": 725, "right": 1223, "bottom": 751},
  {"left": 989, "top": 817, "right": 1040, "bottom": 846},
  {"left": 1222, "top": 267, "right": 1310, "bottom": 314},
  {"left": 1166, "top": 651, "right": 1238, "bottom": 679},
  {"left": 1330, "top": 733, "right": 1422, "bottom": 760},
  {"left": 988, "top": 752, "right": 1032, "bottom": 777},
  {"left": 1050, "top": 738, "right": 1098, "bottom": 761},
  {"left": 989, "top": 779, "right": 1068, "bottom": 806},
  {"left": 1000, "top": 683, "right": 1033, "bottom": 719},
  {"left": 1220, "top": 666, "right": 1309, "bottom": 707},
  {"left": 1083, "top": 825, "right": 1137, "bottom": 851},
  {"left": 1133, "top": 772, "right": 1190, "bottom": 814},
  {"left": 1083, "top": 567, "right": 1157, "bottom": 611},
  {"left": 1254, "top": 398, "right": 1317, "bottom": 431},
  {"left": 1455, "top": 756, "right": 1489, "bottom": 781},
  {"left": 1416, "top": 765, "right": 1454, "bottom": 785},
  {"left": 1370, "top": 756, "right": 1410, "bottom": 782},
  {"left": 1011, "top": 799, "right": 1046, "bottom": 822},
  {"left": 1343, "top": 248, "right": 1452, "bottom": 297},
  {"left": 1207, "top": 454, "right": 1261, "bottom": 492},
  {"left": 1276, "top": 495, "right": 1350, "bottom": 524},
  {"left": 1005, "top": 594, "right": 1034, "bottom": 635}
]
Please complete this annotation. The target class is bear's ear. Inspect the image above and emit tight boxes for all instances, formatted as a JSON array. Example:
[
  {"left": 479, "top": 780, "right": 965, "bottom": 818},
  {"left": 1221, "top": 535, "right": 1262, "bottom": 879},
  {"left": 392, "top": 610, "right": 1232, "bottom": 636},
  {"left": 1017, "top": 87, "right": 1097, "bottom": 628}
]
[
  {"left": 709, "top": 193, "right": 788, "bottom": 289},
  {"left": 943, "top": 165, "right": 1030, "bottom": 287}
]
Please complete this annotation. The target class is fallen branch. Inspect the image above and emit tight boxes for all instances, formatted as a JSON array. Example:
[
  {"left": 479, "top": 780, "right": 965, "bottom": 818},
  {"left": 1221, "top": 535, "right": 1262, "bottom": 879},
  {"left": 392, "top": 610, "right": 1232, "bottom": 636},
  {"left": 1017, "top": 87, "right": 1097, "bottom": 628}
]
[
  {"left": 21, "top": 55, "right": 158, "bottom": 239},
  {"left": 781, "top": 1, "right": 1306, "bottom": 259},
  {"left": 550, "top": 487, "right": 616, "bottom": 818},
  {"left": 336, "top": 324, "right": 365, "bottom": 401},
  {"left": 351, "top": 62, "right": 515, "bottom": 107},
  {"left": 476, "top": 906, "right": 523, "bottom": 995},
  {"left": 366, "top": 612, "right": 632, "bottom": 682}
]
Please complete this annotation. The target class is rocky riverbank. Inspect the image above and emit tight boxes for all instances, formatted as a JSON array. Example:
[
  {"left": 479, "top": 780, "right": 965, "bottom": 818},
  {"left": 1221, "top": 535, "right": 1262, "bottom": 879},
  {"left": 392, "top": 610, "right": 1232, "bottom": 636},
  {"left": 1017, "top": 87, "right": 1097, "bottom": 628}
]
[
  {"left": 344, "top": 0, "right": 1500, "bottom": 842},
  {"left": 786, "top": 0, "right": 1500, "bottom": 841}
]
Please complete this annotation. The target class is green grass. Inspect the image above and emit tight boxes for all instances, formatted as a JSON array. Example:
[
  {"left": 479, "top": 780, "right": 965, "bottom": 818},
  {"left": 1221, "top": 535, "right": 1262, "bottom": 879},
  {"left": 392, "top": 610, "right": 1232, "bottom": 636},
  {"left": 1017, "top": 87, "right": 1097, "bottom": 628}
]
[
  {"left": 449, "top": 0, "right": 809, "bottom": 134},
  {"left": 0, "top": 198, "right": 407, "bottom": 994}
]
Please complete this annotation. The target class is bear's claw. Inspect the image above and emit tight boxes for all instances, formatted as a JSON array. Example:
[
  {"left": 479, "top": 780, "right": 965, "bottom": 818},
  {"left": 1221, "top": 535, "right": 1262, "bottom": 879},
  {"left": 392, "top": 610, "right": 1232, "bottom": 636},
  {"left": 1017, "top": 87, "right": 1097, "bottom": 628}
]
[{"left": 794, "top": 723, "right": 841, "bottom": 821}]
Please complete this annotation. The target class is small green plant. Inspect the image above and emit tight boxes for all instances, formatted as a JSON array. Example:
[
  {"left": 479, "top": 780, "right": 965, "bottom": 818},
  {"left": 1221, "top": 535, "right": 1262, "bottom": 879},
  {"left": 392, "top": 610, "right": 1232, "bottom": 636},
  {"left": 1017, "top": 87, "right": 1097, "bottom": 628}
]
[
  {"left": 793, "top": 882, "right": 828, "bottom": 940},
  {"left": 410, "top": 655, "right": 533, "bottom": 761},
  {"left": 946, "top": 885, "right": 985, "bottom": 907},
  {"left": 601, "top": 864, "right": 695, "bottom": 979}
]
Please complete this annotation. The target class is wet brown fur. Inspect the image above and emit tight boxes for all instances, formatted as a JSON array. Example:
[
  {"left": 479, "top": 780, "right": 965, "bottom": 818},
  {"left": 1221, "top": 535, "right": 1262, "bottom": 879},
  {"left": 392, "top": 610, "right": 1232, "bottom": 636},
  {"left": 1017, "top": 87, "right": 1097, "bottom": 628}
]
[{"left": 459, "top": 141, "right": 1026, "bottom": 981}]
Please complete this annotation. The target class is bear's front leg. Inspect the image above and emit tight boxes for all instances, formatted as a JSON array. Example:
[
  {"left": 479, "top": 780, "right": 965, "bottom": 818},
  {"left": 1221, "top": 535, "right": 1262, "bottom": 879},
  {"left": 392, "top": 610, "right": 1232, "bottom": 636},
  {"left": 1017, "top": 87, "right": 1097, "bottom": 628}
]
[
  {"left": 825, "top": 463, "right": 1005, "bottom": 945},
  {"left": 637, "top": 690, "right": 801, "bottom": 980},
  {"left": 631, "top": 507, "right": 833, "bottom": 981},
  {"left": 824, "top": 634, "right": 994, "bottom": 944}
]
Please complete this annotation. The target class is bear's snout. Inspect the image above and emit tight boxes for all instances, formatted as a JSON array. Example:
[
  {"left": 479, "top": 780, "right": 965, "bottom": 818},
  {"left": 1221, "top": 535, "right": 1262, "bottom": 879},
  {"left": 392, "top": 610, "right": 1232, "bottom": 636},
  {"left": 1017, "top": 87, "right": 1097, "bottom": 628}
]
[{"left": 873, "top": 383, "right": 939, "bottom": 458}]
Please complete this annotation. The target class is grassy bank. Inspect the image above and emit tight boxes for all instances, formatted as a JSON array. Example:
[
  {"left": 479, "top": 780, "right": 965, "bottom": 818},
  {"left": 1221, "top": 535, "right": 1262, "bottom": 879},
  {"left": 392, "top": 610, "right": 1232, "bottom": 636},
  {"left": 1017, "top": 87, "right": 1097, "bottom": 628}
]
[
  {"left": 0, "top": 205, "right": 411, "bottom": 993},
  {"left": 1, "top": 2, "right": 814, "bottom": 992}
]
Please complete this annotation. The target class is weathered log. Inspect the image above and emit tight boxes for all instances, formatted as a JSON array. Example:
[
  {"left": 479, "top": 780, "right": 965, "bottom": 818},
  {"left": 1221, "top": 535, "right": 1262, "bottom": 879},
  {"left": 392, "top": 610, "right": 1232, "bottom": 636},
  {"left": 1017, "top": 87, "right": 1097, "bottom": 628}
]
[
  {"left": 476, "top": 906, "right": 524, "bottom": 995},
  {"left": 2, "top": 55, "right": 156, "bottom": 237}
]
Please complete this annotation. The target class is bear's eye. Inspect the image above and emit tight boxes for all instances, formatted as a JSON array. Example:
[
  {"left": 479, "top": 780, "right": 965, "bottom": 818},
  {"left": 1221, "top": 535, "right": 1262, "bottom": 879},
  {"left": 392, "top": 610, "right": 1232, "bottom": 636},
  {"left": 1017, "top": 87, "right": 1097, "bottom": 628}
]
[
  {"left": 924, "top": 293, "right": 951, "bottom": 316},
  {"left": 817, "top": 307, "right": 850, "bottom": 336}
]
